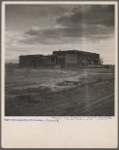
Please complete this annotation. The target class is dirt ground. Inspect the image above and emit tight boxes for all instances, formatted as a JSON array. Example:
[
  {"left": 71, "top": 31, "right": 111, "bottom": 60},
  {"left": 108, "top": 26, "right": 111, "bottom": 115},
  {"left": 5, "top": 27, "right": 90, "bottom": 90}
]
[{"left": 5, "top": 66, "right": 115, "bottom": 116}]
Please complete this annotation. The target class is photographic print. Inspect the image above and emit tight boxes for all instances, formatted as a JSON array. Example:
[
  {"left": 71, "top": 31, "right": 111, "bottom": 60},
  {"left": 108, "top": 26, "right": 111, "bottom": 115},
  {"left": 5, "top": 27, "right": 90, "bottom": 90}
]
[
  {"left": 1, "top": 1, "right": 118, "bottom": 148},
  {"left": 4, "top": 2, "right": 116, "bottom": 116}
]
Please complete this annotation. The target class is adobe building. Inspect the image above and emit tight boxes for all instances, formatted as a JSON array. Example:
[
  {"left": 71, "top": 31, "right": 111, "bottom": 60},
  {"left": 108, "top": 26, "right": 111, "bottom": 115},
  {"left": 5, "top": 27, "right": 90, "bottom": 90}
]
[{"left": 19, "top": 50, "right": 102, "bottom": 68}]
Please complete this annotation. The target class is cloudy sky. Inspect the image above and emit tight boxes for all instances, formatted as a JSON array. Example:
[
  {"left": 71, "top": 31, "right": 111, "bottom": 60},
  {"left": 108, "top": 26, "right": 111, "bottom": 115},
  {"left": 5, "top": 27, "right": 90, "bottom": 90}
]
[{"left": 5, "top": 4, "right": 115, "bottom": 64}]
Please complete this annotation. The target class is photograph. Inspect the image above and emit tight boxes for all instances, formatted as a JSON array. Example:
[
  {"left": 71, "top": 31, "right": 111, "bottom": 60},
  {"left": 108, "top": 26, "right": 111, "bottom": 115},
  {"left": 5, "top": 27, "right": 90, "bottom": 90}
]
[
  {"left": 5, "top": 3, "right": 116, "bottom": 116},
  {"left": 1, "top": 1, "right": 118, "bottom": 148}
]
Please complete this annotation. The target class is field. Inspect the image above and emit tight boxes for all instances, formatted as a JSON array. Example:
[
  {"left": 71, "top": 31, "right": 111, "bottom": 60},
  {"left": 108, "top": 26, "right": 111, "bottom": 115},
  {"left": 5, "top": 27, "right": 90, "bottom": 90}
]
[{"left": 5, "top": 65, "right": 115, "bottom": 116}]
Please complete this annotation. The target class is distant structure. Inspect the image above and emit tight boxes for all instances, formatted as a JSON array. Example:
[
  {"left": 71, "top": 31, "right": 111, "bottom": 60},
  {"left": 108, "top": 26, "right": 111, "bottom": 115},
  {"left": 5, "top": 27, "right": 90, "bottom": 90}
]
[{"left": 19, "top": 50, "right": 102, "bottom": 68}]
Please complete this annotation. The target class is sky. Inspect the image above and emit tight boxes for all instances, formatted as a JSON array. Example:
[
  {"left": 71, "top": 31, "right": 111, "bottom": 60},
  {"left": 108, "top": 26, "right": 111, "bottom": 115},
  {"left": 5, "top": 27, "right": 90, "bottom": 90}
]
[{"left": 5, "top": 4, "right": 115, "bottom": 64}]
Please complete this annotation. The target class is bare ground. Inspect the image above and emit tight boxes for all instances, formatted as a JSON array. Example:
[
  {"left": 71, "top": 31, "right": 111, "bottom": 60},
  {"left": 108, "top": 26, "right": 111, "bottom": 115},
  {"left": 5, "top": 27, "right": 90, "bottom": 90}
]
[{"left": 5, "top": 67, "right": 115, "bottom": 116}]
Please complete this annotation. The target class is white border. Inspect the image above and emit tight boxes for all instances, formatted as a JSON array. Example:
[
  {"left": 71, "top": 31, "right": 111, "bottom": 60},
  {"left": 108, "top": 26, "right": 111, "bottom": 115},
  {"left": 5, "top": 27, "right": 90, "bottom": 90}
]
[{"left": 1, "top": 1, "right": 118, "bottom": 148}]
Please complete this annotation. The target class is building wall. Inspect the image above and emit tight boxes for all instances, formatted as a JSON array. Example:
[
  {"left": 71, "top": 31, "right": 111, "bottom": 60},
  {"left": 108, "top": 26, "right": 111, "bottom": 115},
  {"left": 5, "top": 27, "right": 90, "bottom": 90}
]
[
  {"left": 19, "top": 56, "right": 31, "bottom": 67},
  {"left": 19, "top": 55, "right": 58, "bottom": 68},
  {"left": 77, "top": 53, "right": 101, "bottom": 66},
  {"left": 57, "top": 57, "right": 65, "bottom": 68},
  {"left": 19, "top": 56, "right": 44, "bottom": 67},
  {"left": 65, "top": 53, "right": 77, "bottom": 67},
  {"left": 53, "top": 50, "right": 101, "bottom": 67},
  {"left": 19, "top": 50, "right": 101, "bottom": 68}
]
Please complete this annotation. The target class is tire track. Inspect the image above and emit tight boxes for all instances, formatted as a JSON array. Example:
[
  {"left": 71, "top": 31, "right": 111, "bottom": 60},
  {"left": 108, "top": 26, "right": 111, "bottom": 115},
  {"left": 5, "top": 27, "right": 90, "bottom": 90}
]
[{"left": 66, "top": 93, "right": 114, "bottom": 116}]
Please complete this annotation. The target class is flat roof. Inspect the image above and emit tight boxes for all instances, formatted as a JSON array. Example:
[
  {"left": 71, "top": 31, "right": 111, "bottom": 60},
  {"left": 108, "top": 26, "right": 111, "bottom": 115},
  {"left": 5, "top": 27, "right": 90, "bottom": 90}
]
[
  {"left": 19, "top": 50, "right": 99, "bottom": 57},
  {"left": 53, "top": 50, "right": 99, "bottom": 55},
  {"left": 20, "top": 54, "right": 43, "bottom": 57}
]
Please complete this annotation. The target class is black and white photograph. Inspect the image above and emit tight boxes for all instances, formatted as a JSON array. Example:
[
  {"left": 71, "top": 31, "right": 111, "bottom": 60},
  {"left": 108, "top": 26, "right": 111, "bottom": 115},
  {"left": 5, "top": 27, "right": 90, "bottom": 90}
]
[
  {"left": 1, "top": 1, "right": 118, "bottom": 148},
  {"left": 5, "top": 3, "right": 116, "bottom": 116}
]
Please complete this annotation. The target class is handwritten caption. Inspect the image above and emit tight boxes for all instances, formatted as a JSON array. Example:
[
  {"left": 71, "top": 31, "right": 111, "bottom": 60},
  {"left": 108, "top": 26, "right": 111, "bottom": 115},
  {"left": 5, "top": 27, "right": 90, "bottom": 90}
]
[{"left": 4, "top": 116, "right": 112, "bottom": 123}]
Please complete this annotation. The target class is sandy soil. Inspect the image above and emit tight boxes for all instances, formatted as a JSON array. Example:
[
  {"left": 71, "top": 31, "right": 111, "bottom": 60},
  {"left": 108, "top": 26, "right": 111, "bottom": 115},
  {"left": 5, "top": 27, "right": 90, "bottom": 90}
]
[{"left": 5, "top": 66, "right": 115, "bottom": 116}]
